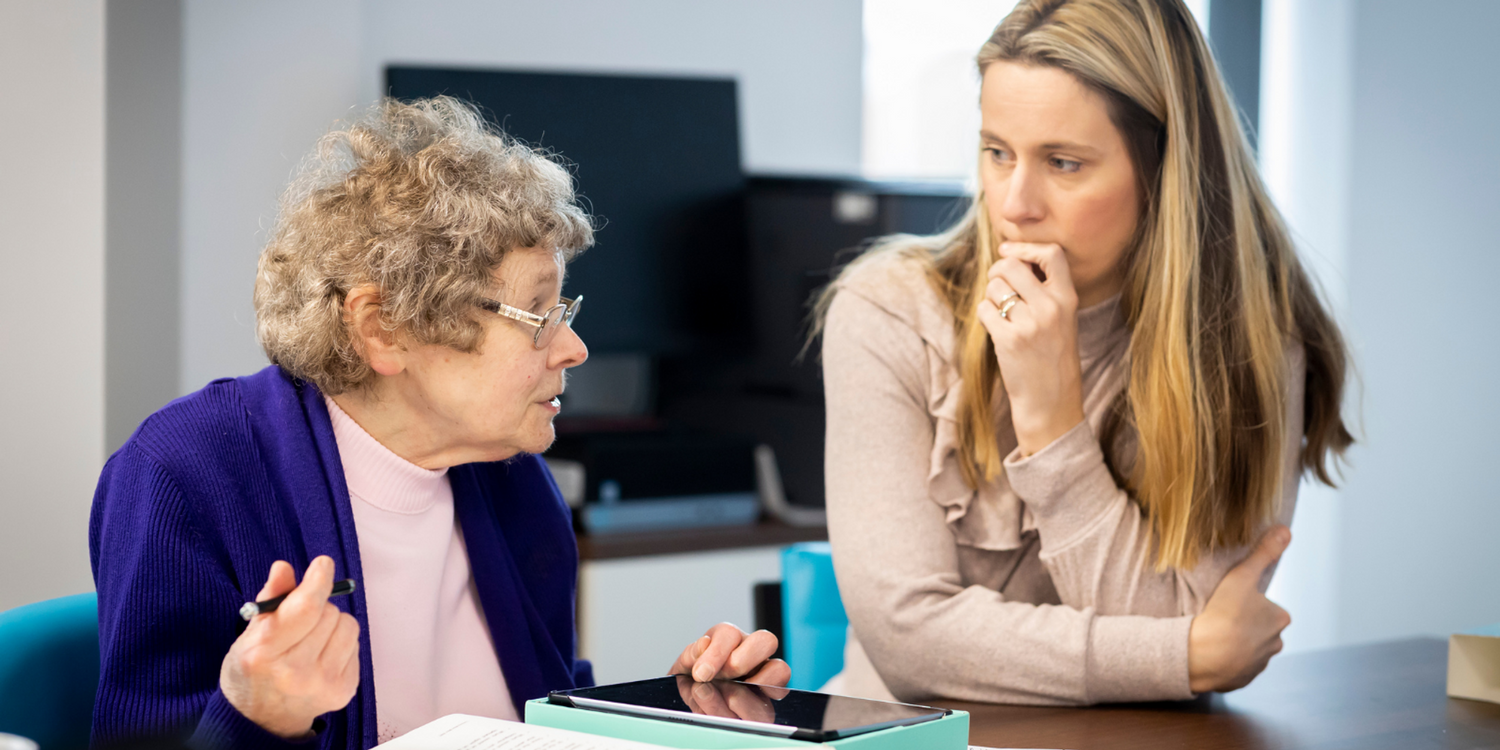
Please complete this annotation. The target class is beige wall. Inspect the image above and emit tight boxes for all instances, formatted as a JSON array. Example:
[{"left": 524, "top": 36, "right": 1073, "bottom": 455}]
[{"left": 0, "top": 0, "right": 107, "bottom": 611}]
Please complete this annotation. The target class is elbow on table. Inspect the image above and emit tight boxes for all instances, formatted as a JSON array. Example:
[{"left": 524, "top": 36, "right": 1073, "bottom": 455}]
[
  {"left": 857, "top": 621, "right": 1094, "bottom": 707},
  {"left": 843, "top": 592, "right": 982, "bottom": 703},
  {"left": 844, "top": 588, "right": 1107, "bottom": 706}
]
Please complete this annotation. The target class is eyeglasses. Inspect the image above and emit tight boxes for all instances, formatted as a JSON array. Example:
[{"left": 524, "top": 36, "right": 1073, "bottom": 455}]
[{"left": 477, "top": 295, "right": 583, "bottom": 349}]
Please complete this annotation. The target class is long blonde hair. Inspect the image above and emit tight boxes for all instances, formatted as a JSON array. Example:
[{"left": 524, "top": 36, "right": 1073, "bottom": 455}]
[{"left": 816, "top": 0, "right": 1352, "bottom": 570}]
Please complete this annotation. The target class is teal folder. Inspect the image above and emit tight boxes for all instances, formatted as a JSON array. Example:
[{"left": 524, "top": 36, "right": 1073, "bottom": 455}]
[{"left": 524, "top": 697, "right": 969, "bottom": 749}]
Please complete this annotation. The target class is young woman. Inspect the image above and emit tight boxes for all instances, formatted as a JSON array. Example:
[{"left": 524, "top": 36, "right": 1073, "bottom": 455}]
[{"left": 819, "top": 0, "right": 1351, "bottom": 705}]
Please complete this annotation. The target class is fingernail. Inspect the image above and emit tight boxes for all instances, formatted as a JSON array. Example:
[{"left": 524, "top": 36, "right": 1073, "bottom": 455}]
[{"left": 694, "top": 664, "right": 712, "bottom": 682}]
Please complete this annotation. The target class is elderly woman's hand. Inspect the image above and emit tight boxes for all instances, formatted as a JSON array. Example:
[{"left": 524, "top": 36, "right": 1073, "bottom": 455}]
[
  {"left": 219, "top": 556, "right": 361, "bottom": 739},
  {"left": 668, "top": 622, "right": 790, "bottom": 686},
  {"left": 674, "top": 675, "right": 789, "bottom": 724}
]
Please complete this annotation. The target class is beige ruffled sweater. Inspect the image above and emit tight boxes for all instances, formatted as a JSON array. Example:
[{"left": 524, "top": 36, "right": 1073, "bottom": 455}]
[{"left": 820, "top": 252, "right": 1302, "bottom": 705}]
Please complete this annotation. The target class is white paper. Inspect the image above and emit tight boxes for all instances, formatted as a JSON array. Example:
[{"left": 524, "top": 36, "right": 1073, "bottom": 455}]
[{"left": 376, "top": 714, "right": 806, "bottom": 750}]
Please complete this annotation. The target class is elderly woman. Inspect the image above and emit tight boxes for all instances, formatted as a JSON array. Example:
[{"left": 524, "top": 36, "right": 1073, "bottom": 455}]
[{"left": 89, "top": 97, "right": 786, "bottom": 750}]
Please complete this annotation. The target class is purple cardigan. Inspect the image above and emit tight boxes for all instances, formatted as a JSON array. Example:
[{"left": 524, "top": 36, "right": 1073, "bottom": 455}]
[{"left": 88, "top": 366, "right": 593, "bottom": 750}]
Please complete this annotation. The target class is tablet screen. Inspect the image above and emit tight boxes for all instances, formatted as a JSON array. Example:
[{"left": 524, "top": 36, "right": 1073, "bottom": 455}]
[{"left": 548, "top": 675, "right": 949, "bottom": 741}]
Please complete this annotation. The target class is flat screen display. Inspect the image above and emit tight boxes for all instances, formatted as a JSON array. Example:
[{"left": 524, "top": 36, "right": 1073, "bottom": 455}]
[
  {"left": 386, "top": 66, "right": 749, "bottom": 355},
  {"left": 548, "top": 676, "right": 950, "bottom": 742}
]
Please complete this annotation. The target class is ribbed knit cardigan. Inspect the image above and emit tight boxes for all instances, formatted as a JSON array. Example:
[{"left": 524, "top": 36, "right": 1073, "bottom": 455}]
[{"left": 88, "top": 365, "right": 592, "bottom": 750}]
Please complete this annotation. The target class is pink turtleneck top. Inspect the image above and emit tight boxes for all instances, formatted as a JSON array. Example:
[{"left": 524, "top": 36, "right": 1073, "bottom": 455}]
[{"left": 324, "top": 397, "right": 517, "bottom": 744}]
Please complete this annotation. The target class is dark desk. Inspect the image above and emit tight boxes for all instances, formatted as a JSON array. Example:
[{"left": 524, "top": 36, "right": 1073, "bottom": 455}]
[
  {"left": 577, "top": 520, "right": 826, "bottom": 560},
  {"left": 946, "top": 638, "right": 1500, "bottom": 749}
]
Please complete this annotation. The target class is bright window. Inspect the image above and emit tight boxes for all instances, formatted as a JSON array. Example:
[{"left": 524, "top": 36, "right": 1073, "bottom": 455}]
[
  {"left": 861, "top": 0, "right": 1015, "bottom": 181},
  {"left": 862, "top": 0, "right": 1210, "bottom": 181}
]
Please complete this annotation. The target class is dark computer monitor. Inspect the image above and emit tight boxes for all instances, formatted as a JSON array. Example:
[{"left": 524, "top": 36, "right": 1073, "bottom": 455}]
[{"left": 386, "top": 66, "right": 750, "bottom": 355}]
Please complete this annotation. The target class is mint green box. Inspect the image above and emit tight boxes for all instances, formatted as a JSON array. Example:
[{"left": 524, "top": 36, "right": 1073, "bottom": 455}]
[{"left": 524, "top": 698, "right": 969, "bottom": 749}]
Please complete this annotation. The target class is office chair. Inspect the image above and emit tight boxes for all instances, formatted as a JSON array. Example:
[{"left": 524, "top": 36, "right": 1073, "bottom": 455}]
[
  {"left": 0, "top": 592, "right": 99, "bottom": 750},
  {"left": 779, "top": 542, "right": 848, "bottom": 691}
]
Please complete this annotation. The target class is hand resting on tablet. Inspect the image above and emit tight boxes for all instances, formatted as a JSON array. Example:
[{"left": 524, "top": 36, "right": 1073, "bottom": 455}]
[{"left": 668, "top": 622, "right": 791, "bottom": 687}]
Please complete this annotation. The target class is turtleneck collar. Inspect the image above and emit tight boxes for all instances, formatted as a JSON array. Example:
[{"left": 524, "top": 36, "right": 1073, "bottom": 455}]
[
  {"left": 1077, "top": 293, "right": 1127, "bottom": 366},
  {"left": 325, "top": 395, "right": 450, "bottom": 514}
]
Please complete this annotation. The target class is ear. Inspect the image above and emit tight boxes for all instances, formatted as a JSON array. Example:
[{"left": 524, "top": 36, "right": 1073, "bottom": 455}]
[{"left": 344, "top": 284, "right": 405, "bottom": 377}]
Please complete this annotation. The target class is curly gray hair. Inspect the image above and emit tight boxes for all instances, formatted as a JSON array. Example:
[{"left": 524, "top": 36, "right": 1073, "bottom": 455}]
[{"left": 253, "top": 96, "right": 594, "bottom": 394}]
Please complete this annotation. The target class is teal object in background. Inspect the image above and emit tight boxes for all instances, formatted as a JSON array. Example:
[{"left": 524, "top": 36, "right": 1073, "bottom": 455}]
[
  {"left": 780, "top": 543, "right": 848, "bottom": 691},
  {"left": 526, "top": 698, "right": 968, "bottom": 749},
  {"left": 0, "top": 592, "right": 100, "bottom": 750}
]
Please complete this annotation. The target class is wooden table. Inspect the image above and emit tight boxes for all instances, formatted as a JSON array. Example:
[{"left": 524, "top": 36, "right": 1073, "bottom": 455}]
[{"left": 946, "top": 638, "right": 1500, "bottom": 749}]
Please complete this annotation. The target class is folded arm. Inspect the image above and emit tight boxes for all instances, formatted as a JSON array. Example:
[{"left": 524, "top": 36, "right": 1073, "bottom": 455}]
[
  {"left": 822, "top": 291, "right": 1194, "bottom": 705},
  {"left": 1008, "top": 345, "right": 1305, "bottom": 618}
]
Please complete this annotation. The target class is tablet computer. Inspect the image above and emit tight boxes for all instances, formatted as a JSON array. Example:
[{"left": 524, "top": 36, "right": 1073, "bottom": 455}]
[{"left": 547, "top": 675, "right": 951, "bottom": 742}]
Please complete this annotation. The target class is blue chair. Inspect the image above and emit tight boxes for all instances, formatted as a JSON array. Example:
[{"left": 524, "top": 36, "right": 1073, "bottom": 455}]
[
  {"left": 0, "top": 592, "right": 100, "bottom": 750},
  {"left": 779, "top": 542, "right": 848, "bottom": 691}
]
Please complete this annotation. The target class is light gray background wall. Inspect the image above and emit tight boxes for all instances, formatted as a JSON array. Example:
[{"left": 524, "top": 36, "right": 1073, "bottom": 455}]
[
  {"left": 179, "top": 0, "right": 865, "bottom": 393},
  {"left": 1259, "top": 0, "right": 1354, "bottom": 653},
  {"left": 107, "top": 0, "right": 182, "bottom": 453},
  {"left": 0, "top": 0, "right": 106, "bottom": 612},
  {"left": 179, "top": 0, "right": 365, "bottom": 394},
  {"left": 1336, "top": 0, "right": 1500, "bottom": 644},
  {"left": 1262, "top": 0, "right": 1500, "bottom": 649}
]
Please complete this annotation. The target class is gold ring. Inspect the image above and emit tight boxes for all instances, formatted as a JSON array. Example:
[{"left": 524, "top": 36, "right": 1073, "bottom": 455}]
[{"left": 999, "top": 297, "right": 1020, "bottom": 321}]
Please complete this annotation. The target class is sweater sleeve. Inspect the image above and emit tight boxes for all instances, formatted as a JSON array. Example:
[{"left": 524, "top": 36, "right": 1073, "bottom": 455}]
[
  {"left": 89, "top": 444, "right": 318, "bottom": 750},
  {"left": 1004, "top": 347, "right": 1305, "bottom": 619},
  {"left": 822, "top": 290, "right": 1193, "bottom": 706}
]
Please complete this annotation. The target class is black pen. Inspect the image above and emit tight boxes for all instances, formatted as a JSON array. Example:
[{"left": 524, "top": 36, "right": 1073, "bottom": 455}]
[{"left": 239, "top": 579, "right": 357, "bottom": 621}]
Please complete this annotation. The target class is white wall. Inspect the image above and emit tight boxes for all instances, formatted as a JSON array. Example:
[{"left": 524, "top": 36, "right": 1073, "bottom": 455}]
[
  {"left": 0, "top": 0, "right": 106, "bottom": 611},
  {"left": 1262, "top": 0, "right": 1500, "bottom": 648},
  {"left": 179, "top": 0, "right": 364, "bottom": 392},
  {"left": 1259, "top": 0, "right": 1354, "bottom": 653},
  {"left": 360, "top": 0, "right": 862, "bottom": 176},
  {"left": 580, "top": 548, "right": 782, "bottom": 685},
  {"left": 179, "top": 0, "right": 864, "bottom": 391},
  {"left": 1336, "top": 0, "right": 1500, "bottom": 643}
]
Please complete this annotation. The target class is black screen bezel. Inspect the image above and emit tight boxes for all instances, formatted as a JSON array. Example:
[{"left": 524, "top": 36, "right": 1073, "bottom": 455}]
[{"left": 547, "top": 676, "right": 950, "bottom": 742}]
